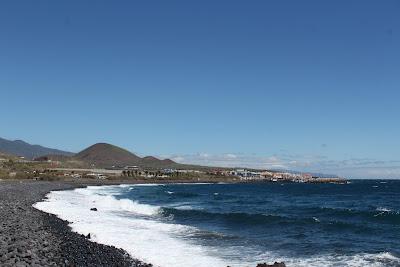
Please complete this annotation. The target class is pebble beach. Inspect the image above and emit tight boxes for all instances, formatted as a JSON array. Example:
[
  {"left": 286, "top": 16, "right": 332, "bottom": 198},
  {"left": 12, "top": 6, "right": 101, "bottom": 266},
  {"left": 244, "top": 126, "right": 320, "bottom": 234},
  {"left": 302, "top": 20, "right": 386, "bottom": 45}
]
[{"left": 0, "top": 180, "right": 151, "bottom": 267}]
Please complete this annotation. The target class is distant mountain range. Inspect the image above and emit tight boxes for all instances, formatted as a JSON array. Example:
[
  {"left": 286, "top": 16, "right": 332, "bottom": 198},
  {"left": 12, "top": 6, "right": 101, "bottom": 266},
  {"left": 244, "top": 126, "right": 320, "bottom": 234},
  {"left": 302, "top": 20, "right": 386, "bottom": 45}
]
[{"left": 0, "top": 137, "right": 74, "bottom": 159}]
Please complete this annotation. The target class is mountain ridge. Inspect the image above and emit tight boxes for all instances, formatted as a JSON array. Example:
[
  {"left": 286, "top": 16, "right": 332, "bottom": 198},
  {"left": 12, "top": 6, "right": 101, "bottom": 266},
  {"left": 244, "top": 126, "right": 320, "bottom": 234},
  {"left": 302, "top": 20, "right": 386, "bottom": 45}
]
[{"left": 0, "top": 137, "right": 74, "bottom": 159}]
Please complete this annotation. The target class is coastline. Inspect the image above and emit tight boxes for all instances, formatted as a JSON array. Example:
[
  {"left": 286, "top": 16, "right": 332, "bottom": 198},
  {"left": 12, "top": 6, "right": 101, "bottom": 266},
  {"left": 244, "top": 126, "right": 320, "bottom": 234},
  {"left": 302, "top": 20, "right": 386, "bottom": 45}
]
[
  {"left": 6, "top": 179, "right": 397, "bottom": 266},
  {"left": 0, "top": 180, "right": 151, "bottom": 267},
  {"left": 0, "top": 179, "right": 287, "bottom": 267}
]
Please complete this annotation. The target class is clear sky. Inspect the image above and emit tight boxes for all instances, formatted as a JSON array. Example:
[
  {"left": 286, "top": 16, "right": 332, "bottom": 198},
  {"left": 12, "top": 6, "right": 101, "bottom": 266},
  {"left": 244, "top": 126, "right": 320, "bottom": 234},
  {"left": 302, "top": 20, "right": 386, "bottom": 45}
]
[{"left": 1, "top": 1, "right": 399, "bottom": 178}]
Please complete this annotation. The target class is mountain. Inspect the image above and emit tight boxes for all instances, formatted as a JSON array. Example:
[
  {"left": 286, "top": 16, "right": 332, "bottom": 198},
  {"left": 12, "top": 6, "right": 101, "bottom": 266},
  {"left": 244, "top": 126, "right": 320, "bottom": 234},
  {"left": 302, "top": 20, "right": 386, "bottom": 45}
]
[
  {"left": 73, "top": 143, "right": 181, "bottom": 169},
  {"left": 0, "top": 137, "right": 74, "bottom": 159},
  {"left": 74, "top": 143, "right": 142, "bottom": 167}
]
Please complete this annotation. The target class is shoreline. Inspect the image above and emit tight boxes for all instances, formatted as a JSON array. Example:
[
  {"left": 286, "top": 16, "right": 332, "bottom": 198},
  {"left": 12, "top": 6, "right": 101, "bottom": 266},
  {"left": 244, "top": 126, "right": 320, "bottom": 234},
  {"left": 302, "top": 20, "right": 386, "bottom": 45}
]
[
  {"left": 0, "top": 179, "right": 287, "bottom": 267},
  {"left": 0, "top": 180, "right": 151, "bottom": 267}
]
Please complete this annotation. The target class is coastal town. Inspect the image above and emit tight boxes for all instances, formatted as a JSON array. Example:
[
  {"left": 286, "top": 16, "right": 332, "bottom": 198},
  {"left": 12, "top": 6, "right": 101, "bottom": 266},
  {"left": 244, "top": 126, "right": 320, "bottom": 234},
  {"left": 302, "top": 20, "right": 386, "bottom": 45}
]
[
  {"left": 58, "top": 167, "right": 346, "bottom": 183},
  {"left": 0, "top": 154, "right": 346, "bottom": 184}
]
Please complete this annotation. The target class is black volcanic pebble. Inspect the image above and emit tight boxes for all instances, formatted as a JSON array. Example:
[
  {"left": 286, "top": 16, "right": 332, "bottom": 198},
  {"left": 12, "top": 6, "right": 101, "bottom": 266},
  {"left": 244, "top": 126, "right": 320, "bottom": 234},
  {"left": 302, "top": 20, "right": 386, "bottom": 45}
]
[
  {"left": 0, "top": 180, "right": 151, "bottom": 267},
  {"left": 256, "top": 262, "right": 286, "bottom": 267}
]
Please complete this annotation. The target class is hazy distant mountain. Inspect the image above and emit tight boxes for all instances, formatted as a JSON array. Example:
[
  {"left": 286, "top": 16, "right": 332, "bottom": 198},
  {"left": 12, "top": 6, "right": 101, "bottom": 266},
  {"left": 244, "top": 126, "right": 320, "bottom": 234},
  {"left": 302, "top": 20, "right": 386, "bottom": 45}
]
[
  {"left": 74, "top": 143, "right": 180, "bottom": 169},
  {"left": 0, "top": 137, "right": 74, "bottom": 159}
]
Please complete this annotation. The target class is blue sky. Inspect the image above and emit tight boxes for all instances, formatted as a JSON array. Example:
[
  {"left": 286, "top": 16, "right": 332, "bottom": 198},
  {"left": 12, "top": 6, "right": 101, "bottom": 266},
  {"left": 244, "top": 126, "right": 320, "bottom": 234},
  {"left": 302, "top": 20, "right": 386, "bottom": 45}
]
[{"left": 1, "top": 1, "right": 399, "bottom": 178}]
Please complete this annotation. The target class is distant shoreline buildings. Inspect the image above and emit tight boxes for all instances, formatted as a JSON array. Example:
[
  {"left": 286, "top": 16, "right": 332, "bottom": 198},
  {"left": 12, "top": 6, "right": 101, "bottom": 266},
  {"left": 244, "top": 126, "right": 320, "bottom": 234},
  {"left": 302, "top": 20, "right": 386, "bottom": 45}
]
[{"left": 53, "top": 166, "right": 346, "bottom": 183}]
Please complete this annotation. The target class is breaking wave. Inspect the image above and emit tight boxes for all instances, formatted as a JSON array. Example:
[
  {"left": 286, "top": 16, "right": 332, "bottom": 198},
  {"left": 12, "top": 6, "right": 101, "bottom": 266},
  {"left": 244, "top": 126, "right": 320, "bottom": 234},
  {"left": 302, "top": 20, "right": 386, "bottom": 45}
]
[{"left": 34, "top": 183, "right": 400, "bottom": 267}]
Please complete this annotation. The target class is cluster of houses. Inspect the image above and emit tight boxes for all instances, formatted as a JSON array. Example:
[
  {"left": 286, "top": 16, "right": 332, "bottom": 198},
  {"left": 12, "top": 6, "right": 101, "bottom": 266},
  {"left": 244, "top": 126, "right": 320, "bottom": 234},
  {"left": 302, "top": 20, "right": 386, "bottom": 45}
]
[
  {"left": 208, "top": 168, "right": 345, "bottom": 183},
  {"left": 120, "top": 166, "right": 204, "bottom": 178},
  {"left": 234, "top": 169, "right": 314, "bottom": 182},
  {"left": 51, "top": 166, "right": 206, "bottom": 180},
  {"left": 22, "top": 164, "right": 345, "bottom": 183}
]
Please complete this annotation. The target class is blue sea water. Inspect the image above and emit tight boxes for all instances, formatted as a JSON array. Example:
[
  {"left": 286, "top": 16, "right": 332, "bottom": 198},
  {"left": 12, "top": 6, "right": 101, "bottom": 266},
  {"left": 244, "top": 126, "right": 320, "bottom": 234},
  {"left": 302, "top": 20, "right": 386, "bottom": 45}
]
[{"left": 35, "top": 180, "right": 400, "bottom": 267}]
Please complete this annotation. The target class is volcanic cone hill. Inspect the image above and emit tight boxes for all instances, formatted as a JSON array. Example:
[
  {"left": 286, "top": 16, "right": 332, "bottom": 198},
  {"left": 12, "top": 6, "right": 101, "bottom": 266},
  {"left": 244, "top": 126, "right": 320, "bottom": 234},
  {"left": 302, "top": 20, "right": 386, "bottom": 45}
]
[
  {"left": 73, "top": 143, "right": 180, "bottom": 169},
  {"left": 74, "top": 143, "right": 141, "bottom": 167}
]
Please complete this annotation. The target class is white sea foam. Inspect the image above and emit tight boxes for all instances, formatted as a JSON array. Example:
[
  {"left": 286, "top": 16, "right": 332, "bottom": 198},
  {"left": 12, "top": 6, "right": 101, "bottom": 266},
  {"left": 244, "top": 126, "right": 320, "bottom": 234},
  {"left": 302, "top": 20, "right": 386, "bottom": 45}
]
[
  {"left": 174, "top": 205, "right": 195, "bottom": 210},
  {"left": 376, "top": 207, "right": 392, "bottom": 212},
  {"left": 119, "top": 184, "right": 134, "bottom": 188},
  {"left": 33, "top": 185, "right": 400, "bottom": 267},
  {"left": 34, "top": 186, "right": 235, "bottom": 267},
  {"left": 282, "top": 252, "right": 400, "bottom": 267}
]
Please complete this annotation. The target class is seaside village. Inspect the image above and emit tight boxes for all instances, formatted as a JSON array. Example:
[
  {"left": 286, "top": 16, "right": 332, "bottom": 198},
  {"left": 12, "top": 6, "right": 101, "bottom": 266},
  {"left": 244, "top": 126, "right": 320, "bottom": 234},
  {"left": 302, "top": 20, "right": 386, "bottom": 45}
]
[
  {"left": 59, "top": 167, "right": 345, "bottom": 183},
  {"left": 0, "top": 155, "right": 346, "bottom": 183}
]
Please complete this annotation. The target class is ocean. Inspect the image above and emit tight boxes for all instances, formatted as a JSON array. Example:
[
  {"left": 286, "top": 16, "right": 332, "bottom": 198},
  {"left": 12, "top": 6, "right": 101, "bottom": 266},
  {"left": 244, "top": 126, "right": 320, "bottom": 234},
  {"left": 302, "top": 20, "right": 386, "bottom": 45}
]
[{"left": 34, "top": 180, "right": 400, "bottom": 267}]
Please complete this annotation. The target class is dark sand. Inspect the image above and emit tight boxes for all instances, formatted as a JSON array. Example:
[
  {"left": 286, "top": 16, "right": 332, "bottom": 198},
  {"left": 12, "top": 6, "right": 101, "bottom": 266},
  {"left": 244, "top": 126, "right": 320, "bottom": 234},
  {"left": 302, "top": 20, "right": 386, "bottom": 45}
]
[{"left": 0, "top": 180, "right": 151, "bottom": 267}]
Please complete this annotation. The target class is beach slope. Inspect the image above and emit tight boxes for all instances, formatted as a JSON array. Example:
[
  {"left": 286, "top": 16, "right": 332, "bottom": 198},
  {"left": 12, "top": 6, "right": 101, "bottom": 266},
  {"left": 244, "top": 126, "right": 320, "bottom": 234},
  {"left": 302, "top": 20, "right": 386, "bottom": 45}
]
[{"left": 0, "top": 180, "right": 150, "bottom": 267}]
